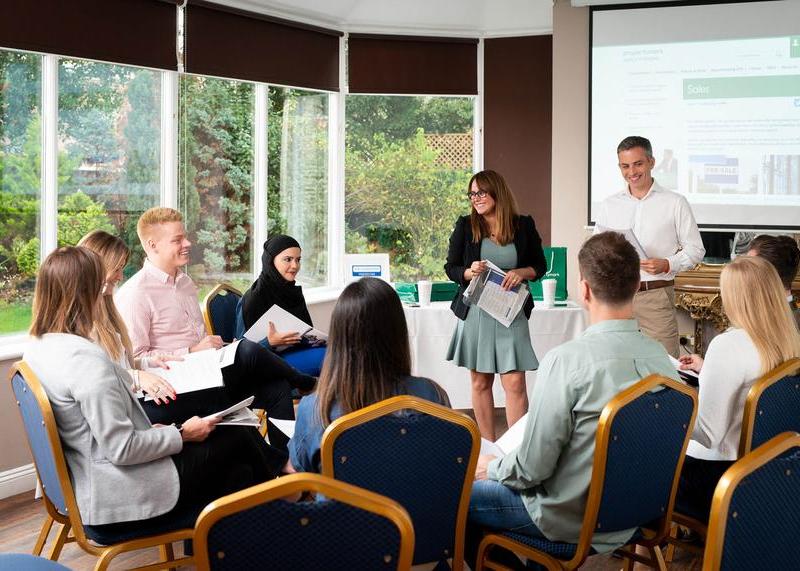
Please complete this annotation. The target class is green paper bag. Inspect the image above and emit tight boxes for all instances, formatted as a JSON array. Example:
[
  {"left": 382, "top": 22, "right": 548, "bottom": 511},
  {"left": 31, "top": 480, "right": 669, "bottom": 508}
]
[
  {"left": 529, "top": 247, "right": 568, "bottom": 301},
  {"left": 394, "top": 281, "right": 458, "bottom": 303}
]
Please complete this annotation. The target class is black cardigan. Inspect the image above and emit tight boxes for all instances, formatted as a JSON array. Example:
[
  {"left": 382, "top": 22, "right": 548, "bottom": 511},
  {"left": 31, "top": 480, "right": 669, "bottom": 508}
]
[{"left": 444, "top": 214, "right": 547, "bottom": 320}]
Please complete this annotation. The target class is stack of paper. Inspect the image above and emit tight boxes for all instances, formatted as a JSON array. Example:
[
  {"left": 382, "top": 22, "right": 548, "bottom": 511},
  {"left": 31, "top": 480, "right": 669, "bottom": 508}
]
[
  {"left": 143, "top": 340, "right": 241, "bottom": 400},
  {"left": 203, "top": 396, "right": 260, "bottom": 427},
  {"left": 243, "top": 305, "right": 327, "bottom": 349}
]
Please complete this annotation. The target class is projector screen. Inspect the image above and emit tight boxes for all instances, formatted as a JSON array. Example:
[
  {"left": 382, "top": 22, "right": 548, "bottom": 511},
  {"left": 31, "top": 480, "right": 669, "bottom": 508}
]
[{"left": 590, "top": 0, "right": 800, "bottom": 229}]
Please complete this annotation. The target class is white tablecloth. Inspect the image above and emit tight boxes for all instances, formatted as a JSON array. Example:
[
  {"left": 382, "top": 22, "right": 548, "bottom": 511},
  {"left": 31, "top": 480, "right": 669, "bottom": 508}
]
[{"left": 403, "top": 301, "right": 588, "bottom": 409}]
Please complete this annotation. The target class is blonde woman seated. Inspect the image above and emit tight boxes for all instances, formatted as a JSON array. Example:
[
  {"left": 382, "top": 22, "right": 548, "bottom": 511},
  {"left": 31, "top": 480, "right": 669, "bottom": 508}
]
[
  {"left": 289, "top": 277, "right": 450, "bottom": 472},
  {"left": 23, "top": 247, "right": 287, "bottom": 537},
  {"left": 677, "top": 255, "right": 800, "bottom": 519}
]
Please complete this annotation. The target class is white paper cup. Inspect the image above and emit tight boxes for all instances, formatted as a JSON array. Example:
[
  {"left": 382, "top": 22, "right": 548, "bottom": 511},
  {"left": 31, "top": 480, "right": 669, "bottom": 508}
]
[
  {"left": 417, "top": 280, "right": 433, "bottom": 306},
  {"left": 541, "top": 278, "right": 557, "bottom": 308}
]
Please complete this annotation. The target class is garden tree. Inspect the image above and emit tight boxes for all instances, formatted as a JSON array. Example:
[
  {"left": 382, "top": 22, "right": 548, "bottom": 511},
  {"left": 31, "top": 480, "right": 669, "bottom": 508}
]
[
  {"left": 0, "top": 51, "right": 40, "bottom": 151},
  {"left": 179, "top": 76, "right": 253, "bottom": 277},
  {"left": 120, "top": 70, "right": 161, "bottom": 272},
  {"left": 345, "top": 130, "right": 470, "bottom": 281},
  {"left": 57, "top": 190, "right": 115, "bottom": 247},
  {"left": 0, "top": 113, "right": 76, "bottom": 274},
  {"left": 345, "top": 96, "right": 474, "bottom": 282},
  {"left": 346, "top": 95, "right": 473, "bottom": 156},
  {"left": 268, "top": 88, "right": 329, "bottom": 285}
]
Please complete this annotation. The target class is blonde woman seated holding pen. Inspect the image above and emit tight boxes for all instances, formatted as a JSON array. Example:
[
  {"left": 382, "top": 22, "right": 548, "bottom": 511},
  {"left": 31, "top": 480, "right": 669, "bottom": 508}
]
[{"left": 676, "top": 255, "right": 800, "bottom": 519}]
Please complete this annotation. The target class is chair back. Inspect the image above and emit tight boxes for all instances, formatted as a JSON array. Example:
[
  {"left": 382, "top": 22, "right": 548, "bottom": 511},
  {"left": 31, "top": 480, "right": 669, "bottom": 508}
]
[
  {"left": 320, "top": 396, "right": 479, "bottom": 568},
  {"left": 739, "top": 358, "right": 800, "bottom": 456},
  {"left": 704, "top": 432, "right": 800, "bottom": 571},
  {"left": 10, "top": 362, "right": 88, "bottom": 542},
  {"left": 202, "top": 284, "right": 243, "bottom": 343},
  {"left": 576, "top": 375, "right": 697, "bottom": 558},
  {"left": 194, "top": 473, "right": 415, "bottom": 571}
]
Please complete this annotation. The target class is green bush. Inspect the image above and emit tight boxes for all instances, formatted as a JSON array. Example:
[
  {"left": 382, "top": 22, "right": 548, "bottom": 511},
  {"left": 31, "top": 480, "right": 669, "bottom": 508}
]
[{"left": 15, "top": 237, "right": 39, "bottom": 277}]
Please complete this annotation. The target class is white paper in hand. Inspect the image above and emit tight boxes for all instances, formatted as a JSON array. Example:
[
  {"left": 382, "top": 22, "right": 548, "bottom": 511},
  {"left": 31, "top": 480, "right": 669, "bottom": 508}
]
[
  {"left": 144, "top": 349, "right": 223, "bottom": 399},
  {"left": 268, "top": 417, "right": 296, "bottom": 439},
  {"left": 595, "top": 224, "right": 648, "bottom": 259},
  {"left": 479, "top": 413, "right": 529, "bottom": 458}
]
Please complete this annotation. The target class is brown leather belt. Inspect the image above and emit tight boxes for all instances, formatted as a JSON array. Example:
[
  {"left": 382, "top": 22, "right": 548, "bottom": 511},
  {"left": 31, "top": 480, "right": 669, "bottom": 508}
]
[{"left": 638, "top": 279, "right": 674, "bottom": 292}]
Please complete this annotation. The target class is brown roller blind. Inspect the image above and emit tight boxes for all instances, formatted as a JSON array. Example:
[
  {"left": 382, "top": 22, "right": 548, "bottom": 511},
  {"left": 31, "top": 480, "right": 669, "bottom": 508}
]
[
  {"left": 186, "top": 1, "right": 341, "bottom": 91},
  {"left": 348, "top": 34, "right": 478, "bottom": 95},
  {"left": 0, "top": 0, "right": 177, "bottom": 70}
]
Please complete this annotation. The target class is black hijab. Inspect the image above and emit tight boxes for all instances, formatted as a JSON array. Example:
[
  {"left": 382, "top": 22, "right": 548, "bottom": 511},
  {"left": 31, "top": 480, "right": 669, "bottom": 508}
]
[{"left": 241, "top": 235, "right": 313, "bottom": 329}]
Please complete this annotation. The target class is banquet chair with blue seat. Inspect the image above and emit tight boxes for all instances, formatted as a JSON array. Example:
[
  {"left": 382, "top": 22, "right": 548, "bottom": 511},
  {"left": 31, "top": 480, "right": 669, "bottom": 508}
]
[
  {"left": 9, "top": 361, "right": 195, "bottom": 571},
  {"left": 194, "top": 472, "right": 415, "bottom": 571},
  {"left": 202, "top": 283, "right": 243, "bottom": 343},
  {"left": 476, "top": 375, "right": 697, "bottom": 571},
  {"left": 738, "top": 358, "right": 800, "bottom": 456},
  {"left": 666, "top": 357, "right": 800, "bottom": 560},
  {"left": 320, "top": 395, "right": 480, "bottom": 570},
  {"left": 703, "top": 431, "right": 800, "bottom": 571}
]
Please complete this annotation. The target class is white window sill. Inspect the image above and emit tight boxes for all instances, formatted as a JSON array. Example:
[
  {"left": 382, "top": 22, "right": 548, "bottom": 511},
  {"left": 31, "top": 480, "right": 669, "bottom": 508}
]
[
  {"left": 0, "top": 287, "right": 345, "bottom": 362},
  {"left": 0, "top": 335, "right": 29, "bottom": 362},
  {"left": 304, "top": 285, "right": 344, "bottom": 305}
]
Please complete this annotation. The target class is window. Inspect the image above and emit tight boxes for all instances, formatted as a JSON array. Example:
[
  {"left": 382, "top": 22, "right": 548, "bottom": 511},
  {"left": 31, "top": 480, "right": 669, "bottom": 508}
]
[
  {"left": 58, "top": 59, "right": 161, "bottom": 276},
  {"left": 268, "top": 87, "right": 329, "bottom": 287},
  {"left": 0, "top": 49, "right": 41, "bottom": 336},
  {"left": 345, "top": 95, "right": 475, "bottom": 282},
  {"left": 178, "top": 75, "right": 254, "bottom": 297}
]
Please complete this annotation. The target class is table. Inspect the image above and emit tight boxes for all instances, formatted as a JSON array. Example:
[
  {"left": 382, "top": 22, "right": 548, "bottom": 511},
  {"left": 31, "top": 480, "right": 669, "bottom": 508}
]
[{"left": 402, "top": 301, "right": 588, "bottom": 409}]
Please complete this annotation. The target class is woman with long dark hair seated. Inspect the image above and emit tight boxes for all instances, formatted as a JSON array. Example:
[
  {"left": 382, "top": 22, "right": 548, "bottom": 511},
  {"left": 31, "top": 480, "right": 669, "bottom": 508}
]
[
  {"left": 23, "top": 246, "right": 287, "bottom": 536},
  {"left": 241, "top": 235, "right": 326, "bottom": 376},
  {"left": 289, "top": 277, "right": 450, "bottom": 472}
]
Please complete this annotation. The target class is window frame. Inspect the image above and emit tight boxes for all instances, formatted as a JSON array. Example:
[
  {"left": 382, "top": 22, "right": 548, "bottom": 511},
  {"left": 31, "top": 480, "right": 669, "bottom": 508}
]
[{"left": 0, "top": 38, "right": 484, "bottom": 352}]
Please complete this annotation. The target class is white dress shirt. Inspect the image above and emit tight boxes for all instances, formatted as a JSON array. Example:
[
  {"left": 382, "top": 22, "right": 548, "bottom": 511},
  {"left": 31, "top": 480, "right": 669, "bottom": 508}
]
[{"left": 595, "top": 180, "right": 705, "bottom": 281}]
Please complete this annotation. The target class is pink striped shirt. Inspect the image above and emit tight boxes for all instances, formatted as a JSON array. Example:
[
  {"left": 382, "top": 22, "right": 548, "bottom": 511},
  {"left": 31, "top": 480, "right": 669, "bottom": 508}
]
[{"left": 115, "top": 260, "right": 207, "bottom": 358}]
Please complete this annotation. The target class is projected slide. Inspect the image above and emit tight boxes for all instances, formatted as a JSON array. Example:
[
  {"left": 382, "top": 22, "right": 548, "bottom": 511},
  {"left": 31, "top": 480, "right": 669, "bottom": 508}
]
[{"left": 591, "top": 1, "right": 800, "bottom": 228}]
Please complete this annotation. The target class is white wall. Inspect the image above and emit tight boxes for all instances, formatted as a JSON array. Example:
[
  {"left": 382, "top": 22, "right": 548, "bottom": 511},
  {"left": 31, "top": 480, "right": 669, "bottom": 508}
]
[{"left": 551, "top": 0, "right": 591, "bottom": 301}]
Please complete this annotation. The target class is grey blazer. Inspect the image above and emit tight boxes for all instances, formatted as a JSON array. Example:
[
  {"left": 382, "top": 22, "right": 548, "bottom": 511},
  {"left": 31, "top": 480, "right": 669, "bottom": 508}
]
[{"left": 24, "top": 334, "right": 182, "bottom": 525}]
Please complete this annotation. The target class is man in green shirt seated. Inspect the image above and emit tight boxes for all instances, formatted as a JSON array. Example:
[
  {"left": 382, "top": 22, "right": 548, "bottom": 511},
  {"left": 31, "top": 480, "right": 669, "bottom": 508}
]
[{"left": 467, "top": 231, "right": 679, "bottom": 565}]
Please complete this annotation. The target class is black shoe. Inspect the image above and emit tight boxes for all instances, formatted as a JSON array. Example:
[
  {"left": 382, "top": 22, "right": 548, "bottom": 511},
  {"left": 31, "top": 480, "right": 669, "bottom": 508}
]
[{"left": 291, "top": 374, "right": 317, "bottom": 394}]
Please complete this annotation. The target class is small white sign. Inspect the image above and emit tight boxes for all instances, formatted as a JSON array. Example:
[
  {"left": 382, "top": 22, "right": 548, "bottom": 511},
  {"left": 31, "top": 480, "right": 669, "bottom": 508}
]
[{"left": 344, "top": 253, "right": 390, "bottom": 283}]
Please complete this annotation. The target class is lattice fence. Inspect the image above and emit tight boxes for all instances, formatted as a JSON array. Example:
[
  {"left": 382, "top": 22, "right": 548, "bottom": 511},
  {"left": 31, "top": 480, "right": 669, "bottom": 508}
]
[{"left": 425, "top": 133, "right": 473, "bottom": 170}]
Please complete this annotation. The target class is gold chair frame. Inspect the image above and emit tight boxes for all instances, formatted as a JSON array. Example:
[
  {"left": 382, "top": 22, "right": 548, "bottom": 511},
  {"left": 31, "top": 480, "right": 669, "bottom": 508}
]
[
  {"left": 702, "top": 431, "right": 800, "bottom": 571},
  {"left": 194, "top": 472, "right": 415, "bottom": 571},
  {"left": 477, "top": 375, "right": 697, "bottom": 571},
  {"left": 201, "top": 283, "right": 243, "bottom": 337},
  {"left": 667, "top": 357, "right": 800, "bottom": 560},
  {"left": 320, "top": 395, "right": 481, "bottom": 571},
  {"left": 10, "top": 361, "right": 194, "bottom": 571}
]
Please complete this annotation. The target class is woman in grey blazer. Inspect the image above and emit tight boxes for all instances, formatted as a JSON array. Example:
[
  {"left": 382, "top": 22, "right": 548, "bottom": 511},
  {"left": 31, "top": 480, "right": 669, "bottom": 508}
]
[{"left": 23, "top": 246, "right": 287, "bottom": 534}]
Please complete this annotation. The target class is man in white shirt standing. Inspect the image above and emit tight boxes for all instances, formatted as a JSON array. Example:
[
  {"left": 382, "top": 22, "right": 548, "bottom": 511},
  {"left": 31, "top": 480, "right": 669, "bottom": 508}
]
[{"left": 596, "top": 136, "right": 705, "bottom": 357}]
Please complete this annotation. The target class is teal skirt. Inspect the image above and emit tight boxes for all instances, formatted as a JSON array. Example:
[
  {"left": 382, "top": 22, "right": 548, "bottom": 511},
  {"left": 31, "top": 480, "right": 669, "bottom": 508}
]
[{"left": 446, "top": 305, "right": 539, "bottom": 374}]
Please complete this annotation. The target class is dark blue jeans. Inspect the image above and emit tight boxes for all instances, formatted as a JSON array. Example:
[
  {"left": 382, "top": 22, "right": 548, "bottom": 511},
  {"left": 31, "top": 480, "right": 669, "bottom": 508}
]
[{"left": 466, "top": 480, "right": 545, "bottom": 569}]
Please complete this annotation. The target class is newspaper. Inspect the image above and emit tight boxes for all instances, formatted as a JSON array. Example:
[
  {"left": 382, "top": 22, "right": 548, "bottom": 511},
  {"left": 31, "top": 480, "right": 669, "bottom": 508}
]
[
  {"left": 463, "top": 260, "right": 529, "bottom": 327},
  {"left": 203, "top": 396, "right": 260, "bottom": 427}
]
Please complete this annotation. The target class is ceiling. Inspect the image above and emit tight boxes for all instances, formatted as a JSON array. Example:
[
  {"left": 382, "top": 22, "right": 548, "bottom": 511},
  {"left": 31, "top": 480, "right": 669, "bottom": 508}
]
[{"left": 202, "top": 0, "right": 555, "bottom": 37}]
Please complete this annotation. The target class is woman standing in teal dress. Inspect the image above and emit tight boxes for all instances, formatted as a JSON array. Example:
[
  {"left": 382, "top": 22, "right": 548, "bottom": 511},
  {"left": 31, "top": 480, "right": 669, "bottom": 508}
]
[{"left": 445, "top": 170, "right": 547, "bottom": 440}]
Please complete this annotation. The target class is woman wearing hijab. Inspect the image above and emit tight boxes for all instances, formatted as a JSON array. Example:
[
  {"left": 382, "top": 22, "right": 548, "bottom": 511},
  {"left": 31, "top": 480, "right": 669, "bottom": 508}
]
[{"left": 241, "top": 235, "right": 326, "bottom": 376}]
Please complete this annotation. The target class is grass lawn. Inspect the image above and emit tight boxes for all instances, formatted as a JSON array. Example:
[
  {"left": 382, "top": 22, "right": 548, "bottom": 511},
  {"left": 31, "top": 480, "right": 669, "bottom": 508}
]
[{"left": 0, "top": 301, "right": 32, "bottom": 335}]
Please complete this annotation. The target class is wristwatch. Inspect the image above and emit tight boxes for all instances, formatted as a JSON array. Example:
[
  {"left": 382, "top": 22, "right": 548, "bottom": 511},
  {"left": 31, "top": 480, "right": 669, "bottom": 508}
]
[{"left": 174, "top": 422, "right": 183, "bottom": 433}]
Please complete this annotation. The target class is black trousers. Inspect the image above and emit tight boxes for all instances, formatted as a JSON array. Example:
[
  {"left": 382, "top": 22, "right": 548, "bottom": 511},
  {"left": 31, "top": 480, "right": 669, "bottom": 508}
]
[
  {"left": 141, "top": 339, "right": 298, "bottom": 450},
  {"left": 84, "top": 426, "right": 287, "bottom": 541},
  {"left": 675, "top": 455, "right": 734, "bottom": 521}
]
